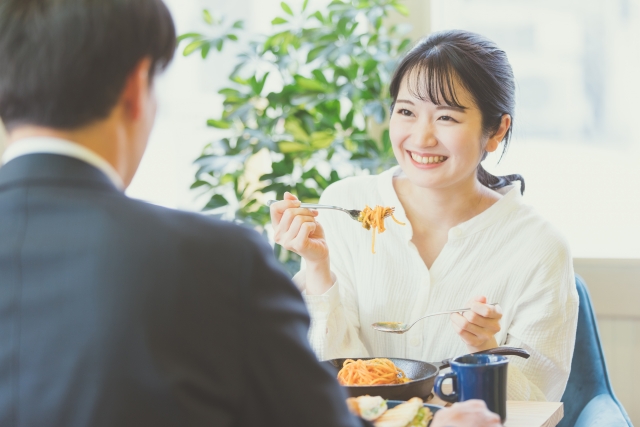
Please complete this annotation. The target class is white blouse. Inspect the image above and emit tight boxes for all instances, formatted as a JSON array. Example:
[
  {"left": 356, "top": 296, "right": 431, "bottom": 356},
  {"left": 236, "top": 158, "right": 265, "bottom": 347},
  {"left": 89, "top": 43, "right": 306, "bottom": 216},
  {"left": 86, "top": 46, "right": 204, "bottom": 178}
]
[{"left": 294, "top": 166, "right": 579, "bottom": 402}]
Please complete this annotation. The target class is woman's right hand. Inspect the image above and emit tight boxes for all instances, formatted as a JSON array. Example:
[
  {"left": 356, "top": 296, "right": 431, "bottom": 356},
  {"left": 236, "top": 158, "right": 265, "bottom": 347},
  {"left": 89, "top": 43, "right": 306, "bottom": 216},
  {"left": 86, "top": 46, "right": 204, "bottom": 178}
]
[
  {"left": 270, "top": 192, "right": 330, "bottom": 266},
  {"left": 270, "top": 192, "right": 334, "bottom": 294}
]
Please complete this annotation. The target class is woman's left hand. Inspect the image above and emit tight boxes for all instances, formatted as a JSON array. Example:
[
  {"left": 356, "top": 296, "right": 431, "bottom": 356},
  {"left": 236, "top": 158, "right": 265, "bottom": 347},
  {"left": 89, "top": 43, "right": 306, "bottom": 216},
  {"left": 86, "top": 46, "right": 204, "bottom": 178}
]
[{"left": 450, "top": 296, "right": 503, "bottom": 353}]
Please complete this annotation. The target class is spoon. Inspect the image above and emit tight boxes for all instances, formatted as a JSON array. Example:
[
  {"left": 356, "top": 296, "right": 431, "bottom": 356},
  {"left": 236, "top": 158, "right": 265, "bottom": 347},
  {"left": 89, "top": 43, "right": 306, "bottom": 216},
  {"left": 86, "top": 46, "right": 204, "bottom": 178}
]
[{"left": 371, "top": 303, "right": 499, "bottom": 334}]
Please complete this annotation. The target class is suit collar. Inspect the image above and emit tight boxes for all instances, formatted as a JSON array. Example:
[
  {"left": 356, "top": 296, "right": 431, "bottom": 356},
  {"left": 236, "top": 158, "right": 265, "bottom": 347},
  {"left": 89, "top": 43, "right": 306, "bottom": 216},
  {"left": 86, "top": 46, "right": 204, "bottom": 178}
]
[
  {"left": 2, "top": 137, "right": 124, "bottom": 190},
  {"left": 0, "top": 153, "right": 122, "bottom": 193}
]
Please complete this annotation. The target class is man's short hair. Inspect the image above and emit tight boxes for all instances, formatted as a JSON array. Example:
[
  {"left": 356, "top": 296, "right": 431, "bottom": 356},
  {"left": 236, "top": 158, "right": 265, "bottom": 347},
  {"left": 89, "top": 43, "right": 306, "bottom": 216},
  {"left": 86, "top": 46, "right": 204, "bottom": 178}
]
[{"left": 0, "top": 0, "right": 176, "bottom": 131}]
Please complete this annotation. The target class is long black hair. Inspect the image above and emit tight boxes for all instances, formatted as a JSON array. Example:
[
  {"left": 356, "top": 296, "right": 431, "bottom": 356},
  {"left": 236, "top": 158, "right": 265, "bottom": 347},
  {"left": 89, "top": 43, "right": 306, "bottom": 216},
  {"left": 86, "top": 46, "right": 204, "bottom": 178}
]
[{"left": 389, "top": 30, "right": 525, "bottom": 194}]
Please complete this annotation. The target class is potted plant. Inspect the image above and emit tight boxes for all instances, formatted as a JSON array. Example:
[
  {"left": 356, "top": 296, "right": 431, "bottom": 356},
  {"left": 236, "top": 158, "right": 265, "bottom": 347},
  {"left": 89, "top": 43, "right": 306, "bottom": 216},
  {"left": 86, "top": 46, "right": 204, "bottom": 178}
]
[{"left": 179, "top": 0, "right": 411, "bottom": 274}]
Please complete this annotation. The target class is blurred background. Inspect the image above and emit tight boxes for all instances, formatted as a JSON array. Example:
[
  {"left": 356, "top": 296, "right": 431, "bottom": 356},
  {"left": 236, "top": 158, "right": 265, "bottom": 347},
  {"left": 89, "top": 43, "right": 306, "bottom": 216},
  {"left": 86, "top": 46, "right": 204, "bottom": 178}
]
[{"left": 0, "top": 0, "right": 638, "bottom": 420}]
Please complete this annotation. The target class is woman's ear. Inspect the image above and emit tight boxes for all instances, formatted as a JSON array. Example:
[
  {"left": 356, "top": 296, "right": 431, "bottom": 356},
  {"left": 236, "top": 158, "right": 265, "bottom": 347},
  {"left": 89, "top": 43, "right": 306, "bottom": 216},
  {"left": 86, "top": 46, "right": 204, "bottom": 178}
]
[{"left": 486, "top": 114, "right": 511, "bottom": 153}]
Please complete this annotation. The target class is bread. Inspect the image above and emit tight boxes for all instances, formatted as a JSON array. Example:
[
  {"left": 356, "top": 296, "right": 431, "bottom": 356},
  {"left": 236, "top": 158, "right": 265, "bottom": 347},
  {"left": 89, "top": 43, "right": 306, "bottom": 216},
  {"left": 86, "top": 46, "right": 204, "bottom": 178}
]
[
  {"left": 346, "top": 395, "right": 388, "bottom": 421},
  {"left": 373, "top": 397, "right": 423, "bottom": 427}
]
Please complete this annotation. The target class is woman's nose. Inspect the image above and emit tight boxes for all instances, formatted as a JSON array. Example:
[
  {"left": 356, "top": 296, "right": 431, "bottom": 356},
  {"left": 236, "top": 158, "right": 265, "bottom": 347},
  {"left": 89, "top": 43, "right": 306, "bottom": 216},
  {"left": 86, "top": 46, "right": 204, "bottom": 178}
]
[{"left": 414, "top": 123, "right": 438, "bottom": 147}]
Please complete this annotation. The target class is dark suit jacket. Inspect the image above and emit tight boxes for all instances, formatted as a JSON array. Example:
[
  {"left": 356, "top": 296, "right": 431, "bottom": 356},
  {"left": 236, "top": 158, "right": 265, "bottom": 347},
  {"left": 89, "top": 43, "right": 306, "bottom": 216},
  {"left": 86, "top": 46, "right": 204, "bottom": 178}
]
[{"left": 0, "top": 154, "right": 368, "bottom": 427}]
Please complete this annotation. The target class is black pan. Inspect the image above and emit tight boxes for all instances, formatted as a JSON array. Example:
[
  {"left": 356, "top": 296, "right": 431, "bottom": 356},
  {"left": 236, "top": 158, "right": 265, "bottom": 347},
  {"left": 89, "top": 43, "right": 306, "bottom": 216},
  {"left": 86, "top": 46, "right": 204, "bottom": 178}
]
[{"left": 324, "top": 346, "right": 530, "bottom": 401}]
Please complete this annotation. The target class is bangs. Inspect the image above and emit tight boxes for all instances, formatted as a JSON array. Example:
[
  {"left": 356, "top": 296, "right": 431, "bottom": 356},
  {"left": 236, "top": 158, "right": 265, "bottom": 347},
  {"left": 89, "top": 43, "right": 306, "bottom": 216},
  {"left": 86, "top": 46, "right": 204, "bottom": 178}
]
[{"left": 403, "top": 56, "right": 468, "bottom": 110}]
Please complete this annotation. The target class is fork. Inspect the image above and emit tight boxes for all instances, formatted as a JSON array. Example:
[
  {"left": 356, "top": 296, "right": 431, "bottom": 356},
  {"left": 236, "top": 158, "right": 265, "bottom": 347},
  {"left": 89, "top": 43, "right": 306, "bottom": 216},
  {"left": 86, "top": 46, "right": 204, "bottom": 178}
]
[{"left": 266, "top": 200, "right": 393, "bottom": 221}]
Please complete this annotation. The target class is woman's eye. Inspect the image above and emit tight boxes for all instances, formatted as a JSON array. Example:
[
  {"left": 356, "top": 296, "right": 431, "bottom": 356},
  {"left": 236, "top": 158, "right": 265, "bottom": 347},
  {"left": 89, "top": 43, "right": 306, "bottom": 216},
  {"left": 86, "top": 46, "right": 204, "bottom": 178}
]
[
  {"left": 438, "top": 115, "right": 457, "bottom": 122},
  {"left": 397, "top": 108, "right": 413, "bottom": 117}
]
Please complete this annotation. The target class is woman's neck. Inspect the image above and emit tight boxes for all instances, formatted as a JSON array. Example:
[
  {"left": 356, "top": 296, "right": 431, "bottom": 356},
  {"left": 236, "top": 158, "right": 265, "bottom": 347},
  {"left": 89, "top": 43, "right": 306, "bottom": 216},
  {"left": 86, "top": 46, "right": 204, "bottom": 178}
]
[{"left": 394, "top": 172, "right": 502, "bottom": 234}]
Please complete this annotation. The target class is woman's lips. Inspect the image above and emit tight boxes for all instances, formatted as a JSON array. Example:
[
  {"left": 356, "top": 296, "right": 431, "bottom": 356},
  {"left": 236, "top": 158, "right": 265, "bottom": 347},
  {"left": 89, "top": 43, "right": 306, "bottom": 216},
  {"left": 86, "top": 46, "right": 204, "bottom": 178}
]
[{"left": 408, "top": 151, "right": 448, "bottom": 166}]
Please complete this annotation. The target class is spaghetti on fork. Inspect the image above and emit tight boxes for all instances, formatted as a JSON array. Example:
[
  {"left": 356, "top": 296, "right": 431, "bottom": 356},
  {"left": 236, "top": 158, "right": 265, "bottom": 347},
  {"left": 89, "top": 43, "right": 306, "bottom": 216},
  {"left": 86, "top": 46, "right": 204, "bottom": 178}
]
[{"left": 358, "top": 206, "right": 405, "bottom": 254}]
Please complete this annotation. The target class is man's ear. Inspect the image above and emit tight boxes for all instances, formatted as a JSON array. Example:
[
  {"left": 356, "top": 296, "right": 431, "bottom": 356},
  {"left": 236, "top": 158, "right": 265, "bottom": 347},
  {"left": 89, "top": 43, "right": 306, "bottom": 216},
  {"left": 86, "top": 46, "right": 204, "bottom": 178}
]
[
  {"left": 119, "top": 57, "right": 153, "bottom": 121},
  {"left": 486, "top": 114, "right": 511, "bottom": 153}
]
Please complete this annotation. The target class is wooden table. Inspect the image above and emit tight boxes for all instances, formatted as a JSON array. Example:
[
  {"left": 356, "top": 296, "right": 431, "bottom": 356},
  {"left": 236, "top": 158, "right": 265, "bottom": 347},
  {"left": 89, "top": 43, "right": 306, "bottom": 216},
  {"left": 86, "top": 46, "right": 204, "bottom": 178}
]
[{"left": 429, "top": 386, "right": 564, "bottom": 427}]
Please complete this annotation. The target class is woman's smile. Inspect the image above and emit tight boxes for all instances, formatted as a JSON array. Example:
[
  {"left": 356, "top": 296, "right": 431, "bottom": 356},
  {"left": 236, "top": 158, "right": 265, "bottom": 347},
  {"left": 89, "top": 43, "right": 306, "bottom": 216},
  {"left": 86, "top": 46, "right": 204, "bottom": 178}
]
[{"left": 407, "top": 150, "right": 449, "bottom": 168}]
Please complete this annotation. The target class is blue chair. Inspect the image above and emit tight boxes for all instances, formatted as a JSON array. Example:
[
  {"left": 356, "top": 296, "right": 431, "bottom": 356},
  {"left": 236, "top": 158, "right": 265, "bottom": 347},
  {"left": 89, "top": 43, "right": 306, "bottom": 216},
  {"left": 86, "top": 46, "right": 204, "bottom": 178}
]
[{"left": 558, "top": 276, "right": 632, "bottom": 427}]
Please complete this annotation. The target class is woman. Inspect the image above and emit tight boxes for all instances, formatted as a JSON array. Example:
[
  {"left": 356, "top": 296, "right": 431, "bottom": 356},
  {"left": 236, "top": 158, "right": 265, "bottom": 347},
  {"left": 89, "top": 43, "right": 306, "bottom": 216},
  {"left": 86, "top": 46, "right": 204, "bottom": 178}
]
[{"left": 270, "top": 30, "right": 578, "bottom": 402}]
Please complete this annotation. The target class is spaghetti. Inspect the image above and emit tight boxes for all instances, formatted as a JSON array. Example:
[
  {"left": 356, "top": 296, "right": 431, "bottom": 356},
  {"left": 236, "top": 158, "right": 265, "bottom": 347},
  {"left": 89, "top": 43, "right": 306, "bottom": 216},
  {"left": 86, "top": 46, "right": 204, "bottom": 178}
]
[
  {"left": 358, "top": 206, "right": 405, "bottom": 254},
  {"left": 337, "top": 358, "right": 411, "bottom": 386}
]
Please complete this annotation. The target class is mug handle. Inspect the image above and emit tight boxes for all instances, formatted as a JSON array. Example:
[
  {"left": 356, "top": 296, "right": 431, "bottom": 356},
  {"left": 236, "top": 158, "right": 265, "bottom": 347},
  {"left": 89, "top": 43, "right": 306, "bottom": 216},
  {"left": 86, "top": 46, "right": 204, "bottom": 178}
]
[{"left": 434, "top": 372, "right": 458, "bottom": 403}]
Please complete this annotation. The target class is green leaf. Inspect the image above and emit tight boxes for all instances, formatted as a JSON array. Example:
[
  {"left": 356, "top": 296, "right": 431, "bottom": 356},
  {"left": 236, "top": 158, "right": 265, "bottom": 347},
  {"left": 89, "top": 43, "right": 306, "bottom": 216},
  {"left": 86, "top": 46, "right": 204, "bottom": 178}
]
[
  {"left": 284, "top": 118, "right": 310, "bottom": 143},
  {"left": 281, "top": 2, "right": 293, "bottom": 16},
  {"left": 190, "top": 180, "right": 209, "bottom": 189},
  {"left": 311, "top": 11, "right": 324, "bottom": 23},
  {"left": 207, "top": 119, "right": 231, "bottom": 129},
  {"left": 227, "top": 34, "right": 239, "bottom": 41},
  {"left": 363, "top": 59, "right": 377, "bottom": 75},
  {"left": 398, "top": 38, "right": 412, "bottom": 54},
  {"left": 183, "top": 40, "right": 207, "bottom": 56},
  {"left": 204, "top": 194, "right": 229, "bottom": 210},
  {"left": 231, "top": 75, "right": 248, "bottom": 85},
  {"left": 278, "top": 141, "right": 310, "bottom": 153},
  {"left": 375, "top": 16, "right": 383, "bottom": 30},
  {"left": 257, "top": 72, "right": 270, "bottom": 94},
  {"left": 232, "top": 20, "right": 244, "bottom": 29},
  {"left": 218, "top": 88, "right": 241, "bottom": 97},
  {"left": 393, "top": 3, "right": 410, "bottom": 16},
  {"left": 201, "top": 42, "right": 211, "bottom": 59},
  {"left": 302, "top": 0, "right": 309, "bottom": 12},
  {"left": 215, "top": 38, "right": 224, "bottom": 51},
  {"left": 272, "top": 17, "right": 288, "bottom": 25},
  {"left": 382, "top": 129, "right": 392, "bottom": 153},
  {"left": 307, "top": 45, "right": 327, "bottom": 63},
  {"left": 310, "top": 131, "right": 335, "bottom": 149},
  {"left": 177, "top": 32, "right": 203, "bottom": 43},
  {"left": 312, "top": 69, "right": 328, "bottom": 84},
  {"left": 344, "top": 137, "right": 357, "bottom": 152},
  {"left": 294, "top": 76, "right": 326, "bottom": 92},
  {"left": 203, "top": 9, "right": 214, "bottom": 25}
]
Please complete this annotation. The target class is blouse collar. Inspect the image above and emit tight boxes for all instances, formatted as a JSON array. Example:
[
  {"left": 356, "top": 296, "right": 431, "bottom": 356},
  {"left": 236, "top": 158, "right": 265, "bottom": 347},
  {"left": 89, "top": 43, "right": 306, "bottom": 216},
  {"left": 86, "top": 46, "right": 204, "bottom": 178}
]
[{"left": 377, "top": 165, "right": 524, "bottom": 241}]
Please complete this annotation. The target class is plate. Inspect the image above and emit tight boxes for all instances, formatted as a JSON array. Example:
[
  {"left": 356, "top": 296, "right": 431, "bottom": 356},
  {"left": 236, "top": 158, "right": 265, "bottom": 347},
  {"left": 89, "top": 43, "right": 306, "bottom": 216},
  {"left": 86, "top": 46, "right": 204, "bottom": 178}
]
[{"left": 385, "top": 400, "right": 443, "bottom": 426}]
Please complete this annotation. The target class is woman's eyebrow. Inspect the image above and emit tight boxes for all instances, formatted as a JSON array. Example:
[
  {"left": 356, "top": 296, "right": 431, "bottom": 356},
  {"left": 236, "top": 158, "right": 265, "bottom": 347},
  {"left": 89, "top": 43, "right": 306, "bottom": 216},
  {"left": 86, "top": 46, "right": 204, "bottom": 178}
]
[
  {"left": 396, "top": 99, "right": 466, "bottom": 112},
  {"left": 436, "top": 105, "right": 467, "bottom": 112}
]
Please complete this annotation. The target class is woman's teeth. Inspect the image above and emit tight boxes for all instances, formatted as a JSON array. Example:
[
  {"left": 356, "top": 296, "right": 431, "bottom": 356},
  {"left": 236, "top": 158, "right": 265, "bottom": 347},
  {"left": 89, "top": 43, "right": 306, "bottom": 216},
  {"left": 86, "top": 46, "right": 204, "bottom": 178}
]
[{"left": 410, "top": 152, "right": 447, "bottom": 164}]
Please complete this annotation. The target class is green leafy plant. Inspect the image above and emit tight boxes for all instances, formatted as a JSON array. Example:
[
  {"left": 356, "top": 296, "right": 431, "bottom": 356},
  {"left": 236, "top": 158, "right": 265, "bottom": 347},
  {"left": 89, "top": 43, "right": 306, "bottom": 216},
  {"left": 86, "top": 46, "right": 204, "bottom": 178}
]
[{"left": 179, "top": 0, "right": 411, "bottom": 273}]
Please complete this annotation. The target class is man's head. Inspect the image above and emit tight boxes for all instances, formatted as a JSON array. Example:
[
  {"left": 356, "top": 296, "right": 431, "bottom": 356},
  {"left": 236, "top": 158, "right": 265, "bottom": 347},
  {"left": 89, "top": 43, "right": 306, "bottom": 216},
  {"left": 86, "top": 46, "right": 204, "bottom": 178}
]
[{"left": 0, "top": 0, "right": 176, "bottom": 185}]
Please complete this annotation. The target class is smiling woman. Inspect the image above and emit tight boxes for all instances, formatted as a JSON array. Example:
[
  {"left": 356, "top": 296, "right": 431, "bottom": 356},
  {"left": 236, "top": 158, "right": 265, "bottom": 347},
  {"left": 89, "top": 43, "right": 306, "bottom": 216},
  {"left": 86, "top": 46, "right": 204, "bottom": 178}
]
[
  {"left": 389, "top": 30, "right": 524, "bottom": 194},
  {"left": 270, "top": 29, "right": 579, "bottom": 403}
]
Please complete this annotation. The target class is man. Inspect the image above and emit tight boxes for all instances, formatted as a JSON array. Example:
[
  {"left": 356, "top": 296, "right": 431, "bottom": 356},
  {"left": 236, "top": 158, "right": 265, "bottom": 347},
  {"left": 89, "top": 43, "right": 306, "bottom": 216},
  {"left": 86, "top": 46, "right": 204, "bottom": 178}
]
[{"left": 0, "top": 1, "right": 502, "bottom": 426}]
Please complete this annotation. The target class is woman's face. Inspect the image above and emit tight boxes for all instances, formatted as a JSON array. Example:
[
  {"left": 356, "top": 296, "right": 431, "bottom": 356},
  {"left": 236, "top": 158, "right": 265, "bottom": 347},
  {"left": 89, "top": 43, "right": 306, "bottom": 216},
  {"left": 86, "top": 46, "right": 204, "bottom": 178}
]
[{"left": 389, "top": 73, "right": 491, "bottom": 191}]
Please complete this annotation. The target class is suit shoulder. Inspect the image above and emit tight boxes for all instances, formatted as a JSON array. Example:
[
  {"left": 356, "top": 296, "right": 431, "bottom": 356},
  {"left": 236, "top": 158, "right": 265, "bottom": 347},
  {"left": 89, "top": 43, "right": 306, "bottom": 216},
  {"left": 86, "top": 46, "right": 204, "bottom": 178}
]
[{"left": 114, "top": 197, "right": 268, "bottom": 253}]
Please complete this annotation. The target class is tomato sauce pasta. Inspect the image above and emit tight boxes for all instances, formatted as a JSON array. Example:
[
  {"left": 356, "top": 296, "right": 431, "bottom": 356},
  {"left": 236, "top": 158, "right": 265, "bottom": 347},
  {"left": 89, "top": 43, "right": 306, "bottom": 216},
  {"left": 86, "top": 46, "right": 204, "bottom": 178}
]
[
  {"left": 337, "top": 358, "right": 411, "bottom": 386},
  {"left": 358, "top": 206, "right": 405, "bottom": 253}
]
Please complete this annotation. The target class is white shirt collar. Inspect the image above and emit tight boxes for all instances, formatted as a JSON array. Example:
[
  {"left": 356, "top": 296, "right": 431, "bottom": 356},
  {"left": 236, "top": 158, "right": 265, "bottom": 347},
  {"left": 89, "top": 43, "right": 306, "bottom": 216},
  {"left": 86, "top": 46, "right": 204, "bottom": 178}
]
[
  {"left": 1, "top": 136, "right": 124, "bottom": 190},
  {"left": 377, "top": 165, "right": 524, "bottom": 240}
]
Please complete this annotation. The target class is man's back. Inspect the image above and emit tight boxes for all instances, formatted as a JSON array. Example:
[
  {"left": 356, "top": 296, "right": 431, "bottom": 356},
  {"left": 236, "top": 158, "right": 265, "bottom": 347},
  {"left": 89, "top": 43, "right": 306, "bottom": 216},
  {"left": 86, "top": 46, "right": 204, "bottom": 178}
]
[{"left": 0, "top": 153, "right": 358, "bottom": 426}]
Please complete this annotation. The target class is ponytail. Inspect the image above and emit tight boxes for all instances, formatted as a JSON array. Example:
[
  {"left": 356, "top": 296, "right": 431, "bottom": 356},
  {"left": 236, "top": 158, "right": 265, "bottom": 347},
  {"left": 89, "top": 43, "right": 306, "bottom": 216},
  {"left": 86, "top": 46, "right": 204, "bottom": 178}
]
[{"left": 477, "top": 163, "right": 525, "bottom": 195}]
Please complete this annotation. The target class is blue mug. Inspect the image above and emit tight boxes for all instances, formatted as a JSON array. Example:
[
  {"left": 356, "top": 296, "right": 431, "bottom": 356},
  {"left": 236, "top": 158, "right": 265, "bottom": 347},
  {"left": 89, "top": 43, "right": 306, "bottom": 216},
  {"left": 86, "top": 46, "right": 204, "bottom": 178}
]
[{"left": 434, "top": 354, "right": 508, "bottom": 422}]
